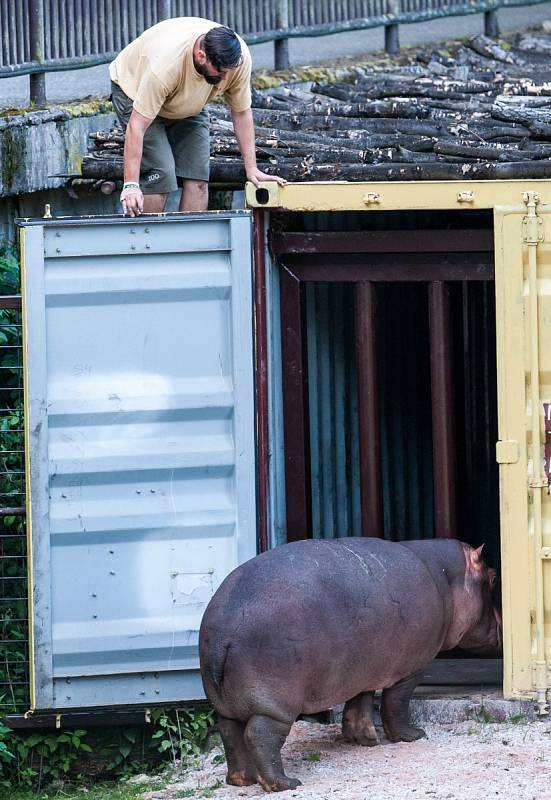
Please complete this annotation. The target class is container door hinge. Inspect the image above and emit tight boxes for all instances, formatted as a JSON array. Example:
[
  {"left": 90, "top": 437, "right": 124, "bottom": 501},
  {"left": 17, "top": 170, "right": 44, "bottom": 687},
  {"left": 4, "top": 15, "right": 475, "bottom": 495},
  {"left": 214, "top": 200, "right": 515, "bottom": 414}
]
[
  {"left": 522, "top": 191, "right": 544, "bottom": 245},
  {"left": 496, "top": 440, "right": 519, "bottom": 464}
]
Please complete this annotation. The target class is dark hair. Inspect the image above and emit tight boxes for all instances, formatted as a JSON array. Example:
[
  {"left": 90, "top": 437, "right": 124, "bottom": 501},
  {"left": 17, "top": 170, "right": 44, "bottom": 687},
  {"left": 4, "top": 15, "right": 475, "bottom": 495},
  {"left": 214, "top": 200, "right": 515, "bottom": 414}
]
[{"left": 203, "top": 26, "right": 243, "bottom": 70}]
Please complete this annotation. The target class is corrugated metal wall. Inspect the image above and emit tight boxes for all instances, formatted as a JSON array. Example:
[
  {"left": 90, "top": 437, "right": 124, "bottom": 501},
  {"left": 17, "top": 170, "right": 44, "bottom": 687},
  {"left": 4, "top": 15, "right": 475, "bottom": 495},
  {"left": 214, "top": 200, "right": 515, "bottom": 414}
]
[
  {"left": 306, "top": 283, "right": 362, "bottom": 539},
  {"left": 306, "top": 282, "right": 435, "bottom": 541}
]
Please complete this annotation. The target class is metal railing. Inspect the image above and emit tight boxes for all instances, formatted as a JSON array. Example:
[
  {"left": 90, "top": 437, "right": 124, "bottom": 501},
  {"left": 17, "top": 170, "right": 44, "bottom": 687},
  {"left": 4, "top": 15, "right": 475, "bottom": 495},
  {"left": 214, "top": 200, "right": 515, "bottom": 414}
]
[
  {"left": 0, "top": 291, "right": 29, "bottom": 716},
  {"left": 2, "top": 0, "right": 549, "bottom": 105}
]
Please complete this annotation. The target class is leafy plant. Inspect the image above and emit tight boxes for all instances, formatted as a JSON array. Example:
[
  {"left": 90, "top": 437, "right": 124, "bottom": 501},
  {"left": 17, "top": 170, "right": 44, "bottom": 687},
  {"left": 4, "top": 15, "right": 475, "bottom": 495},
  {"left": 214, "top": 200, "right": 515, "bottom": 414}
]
[
  {"left": 0, "top": 725, "right": 93, "bottom": 790},
  {"left": 150, "top": 706, "right": 216, "bottom": 766}
]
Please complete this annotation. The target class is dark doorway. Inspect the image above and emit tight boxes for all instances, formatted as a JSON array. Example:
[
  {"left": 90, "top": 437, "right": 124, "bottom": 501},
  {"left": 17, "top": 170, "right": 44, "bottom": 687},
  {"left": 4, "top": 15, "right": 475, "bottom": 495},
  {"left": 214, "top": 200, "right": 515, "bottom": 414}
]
[{"left": 271, "top": 210, "right": 501, "bottom": 685}]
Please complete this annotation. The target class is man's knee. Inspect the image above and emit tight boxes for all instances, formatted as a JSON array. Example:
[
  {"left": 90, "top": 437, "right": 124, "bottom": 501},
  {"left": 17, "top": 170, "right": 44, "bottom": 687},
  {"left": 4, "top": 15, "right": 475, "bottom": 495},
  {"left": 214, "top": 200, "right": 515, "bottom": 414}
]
[
  {"left": 180, "top": 180, "right": 209, "bottom": 211},
  {"left": 184, "top": 180, "right": 208, "bottom": 195}
]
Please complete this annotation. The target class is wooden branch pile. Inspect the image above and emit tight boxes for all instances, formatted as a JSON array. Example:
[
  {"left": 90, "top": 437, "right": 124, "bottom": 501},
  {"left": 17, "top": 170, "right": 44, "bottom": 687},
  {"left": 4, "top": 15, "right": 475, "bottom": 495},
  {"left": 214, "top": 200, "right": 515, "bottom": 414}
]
[{"left": 79, "top": 32, "right": 551, "bottom": 186}]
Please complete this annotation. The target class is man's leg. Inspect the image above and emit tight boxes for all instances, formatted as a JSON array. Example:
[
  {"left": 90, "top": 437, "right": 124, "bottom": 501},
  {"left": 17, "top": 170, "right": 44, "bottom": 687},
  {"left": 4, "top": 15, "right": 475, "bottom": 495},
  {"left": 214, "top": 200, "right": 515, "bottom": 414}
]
[
  {"left": 143, "top": 194, "right": 168, "bottom": 213},
  {"left": 179, "top": 180, "right": 208, "bottom": 212},
  {"left": 169, "top": 111, "right": 210, "bottom": 212}
]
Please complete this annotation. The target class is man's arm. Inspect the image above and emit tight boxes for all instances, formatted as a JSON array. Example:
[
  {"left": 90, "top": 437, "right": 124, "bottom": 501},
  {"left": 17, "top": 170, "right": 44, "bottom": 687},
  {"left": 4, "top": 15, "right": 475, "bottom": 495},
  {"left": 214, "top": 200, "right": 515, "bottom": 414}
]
[
  {"left": 121, "top": 109, "right": 153, "bottom": 217},
  {"left": 231, "top": 108, "right": 286, "bottom": 187}
]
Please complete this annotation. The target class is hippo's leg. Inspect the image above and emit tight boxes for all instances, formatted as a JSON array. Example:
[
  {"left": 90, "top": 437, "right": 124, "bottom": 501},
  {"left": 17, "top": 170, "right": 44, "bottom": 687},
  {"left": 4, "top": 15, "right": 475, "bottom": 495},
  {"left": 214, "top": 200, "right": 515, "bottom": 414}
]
[
  {"left": 381, "top": 671, "right": 426, "bottom": 743},
  {"left": 342, "top": 691, "right": 378, "bottom": 746},
  {"left": 243, "top": 714, "right": 301, "bottom": 792},
  {"left": 218, "top": 716, "right": 257, "bottom": 787}
]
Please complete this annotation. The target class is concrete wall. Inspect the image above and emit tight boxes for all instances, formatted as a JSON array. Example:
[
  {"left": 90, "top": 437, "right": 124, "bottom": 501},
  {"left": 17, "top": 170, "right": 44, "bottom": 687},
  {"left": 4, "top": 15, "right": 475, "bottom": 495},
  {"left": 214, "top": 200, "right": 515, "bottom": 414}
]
[{"left": 0, "top": 103, "right": 115, "bottom": 198}]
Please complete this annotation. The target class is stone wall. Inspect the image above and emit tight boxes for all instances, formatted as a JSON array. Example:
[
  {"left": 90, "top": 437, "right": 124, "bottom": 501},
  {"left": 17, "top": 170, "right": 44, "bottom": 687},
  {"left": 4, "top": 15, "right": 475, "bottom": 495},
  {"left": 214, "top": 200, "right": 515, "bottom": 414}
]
[{"left": 0, "top": 100, "right": 115, "bottom": 197}]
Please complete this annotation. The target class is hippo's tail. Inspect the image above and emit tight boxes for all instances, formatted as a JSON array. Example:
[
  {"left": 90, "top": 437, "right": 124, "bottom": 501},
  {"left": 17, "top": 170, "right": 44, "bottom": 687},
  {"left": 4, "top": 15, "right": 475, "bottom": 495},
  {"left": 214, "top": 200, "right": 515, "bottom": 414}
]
[{"left": 202, "top": 639, "right": 231, "bottom": 696}]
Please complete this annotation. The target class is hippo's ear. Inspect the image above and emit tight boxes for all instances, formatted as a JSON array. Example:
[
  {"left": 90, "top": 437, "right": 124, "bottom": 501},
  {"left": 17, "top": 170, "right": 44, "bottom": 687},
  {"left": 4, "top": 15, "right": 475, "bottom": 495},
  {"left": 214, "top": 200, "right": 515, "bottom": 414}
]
[
  {"left": 467, "top": 544, "right": 485, "bottom": 571},
  {"left": 488, "top": 567, "right": 497, "bottom": 590}
]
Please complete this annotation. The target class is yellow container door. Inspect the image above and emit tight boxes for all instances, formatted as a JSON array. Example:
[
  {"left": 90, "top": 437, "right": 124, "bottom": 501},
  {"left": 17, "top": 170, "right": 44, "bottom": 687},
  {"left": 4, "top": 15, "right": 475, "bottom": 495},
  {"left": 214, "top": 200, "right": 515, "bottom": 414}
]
[{"left": 495, "top": 192, "right": 551, "bottom": 712}]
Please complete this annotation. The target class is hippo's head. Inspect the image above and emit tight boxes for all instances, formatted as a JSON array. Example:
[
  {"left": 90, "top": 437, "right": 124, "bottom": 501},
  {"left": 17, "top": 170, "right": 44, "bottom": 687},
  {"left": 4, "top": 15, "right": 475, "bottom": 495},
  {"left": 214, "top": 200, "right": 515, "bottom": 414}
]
[{"left": 455, "top": 545, "right": 502, "bottom": 655}]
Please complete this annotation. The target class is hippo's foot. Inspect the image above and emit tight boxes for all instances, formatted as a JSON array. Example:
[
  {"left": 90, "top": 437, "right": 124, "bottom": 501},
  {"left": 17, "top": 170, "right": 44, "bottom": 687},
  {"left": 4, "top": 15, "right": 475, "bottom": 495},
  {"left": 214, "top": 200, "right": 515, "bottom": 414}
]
[
  {"left": 218, "top": 716, "right": 257, "bottom": 787},
  {"left": 226, "top": 769, "right": 258, "bottom": 787},
  {"left": 342, "top": 691, "right": 378, "bottom": 747},
  {"left": 258, "top": 776, "right": 302, "bottom": 793},
  {"left": 385, "top": 724, "right": 426, "bottom": 743},
  {"left": 244, "top": 714, "right": 297, "bottom": 794},
  {"left": 343, "top": 731, "right": 379, "bottom": 747}
]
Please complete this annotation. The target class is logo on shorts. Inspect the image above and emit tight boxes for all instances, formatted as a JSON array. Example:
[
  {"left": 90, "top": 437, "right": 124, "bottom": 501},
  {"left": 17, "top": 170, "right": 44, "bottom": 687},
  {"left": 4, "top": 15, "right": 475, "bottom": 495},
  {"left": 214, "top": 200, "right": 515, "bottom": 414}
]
[{"left": 148, "top": 172, "right": 161, "bottom": 182}]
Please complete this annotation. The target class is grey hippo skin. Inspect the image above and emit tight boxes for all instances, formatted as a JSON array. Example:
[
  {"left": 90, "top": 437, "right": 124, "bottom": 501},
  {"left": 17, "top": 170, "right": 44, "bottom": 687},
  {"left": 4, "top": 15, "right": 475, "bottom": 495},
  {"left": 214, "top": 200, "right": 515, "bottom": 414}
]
[{"left": 199, "top": 537, "right": 501, "bottom": 792}]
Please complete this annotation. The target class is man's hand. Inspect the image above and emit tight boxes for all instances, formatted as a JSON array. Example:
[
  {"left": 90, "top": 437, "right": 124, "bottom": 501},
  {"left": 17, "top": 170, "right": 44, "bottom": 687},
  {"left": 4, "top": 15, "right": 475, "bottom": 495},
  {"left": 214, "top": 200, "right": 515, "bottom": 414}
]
[
  {"left": 246, "top": 167, "right": 287, "bottom": 187},
  {"left": 120, "top": 184, "right": 144, "bottom": 217},
  {"left": 231, "top": 109, "right": 287, "bottom": 188}
]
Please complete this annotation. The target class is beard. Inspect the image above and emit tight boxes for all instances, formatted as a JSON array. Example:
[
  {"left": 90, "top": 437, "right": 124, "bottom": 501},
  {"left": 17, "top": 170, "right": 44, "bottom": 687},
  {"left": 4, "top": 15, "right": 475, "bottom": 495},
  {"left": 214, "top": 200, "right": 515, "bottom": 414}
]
[{"left": 194, "top": 59, "right": 222, "bottom": 85}]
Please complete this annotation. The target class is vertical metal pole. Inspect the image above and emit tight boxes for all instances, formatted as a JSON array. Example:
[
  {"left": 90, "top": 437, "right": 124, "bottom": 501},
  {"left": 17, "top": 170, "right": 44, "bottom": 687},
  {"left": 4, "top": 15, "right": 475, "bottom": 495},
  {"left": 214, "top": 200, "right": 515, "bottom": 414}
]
[
  {"left": 384, "top": 24, "right": 400, "bottom": 56},
  {"left": 484, "top": 9, "right": 499, "bottom": 38},
  {"left": 385, "top": 0, "right": 400, "bottom": 56},
  {"left": 157, "top": 0, "right": 171, "bottom": 20},
  {"left": 428, "top": 282, "right": 457, "bottom": 539},
  {"left": 280, "top": 266, "right": 312, "bottom": 541},
  {"left": 274, "top": 0, "right": 289, "bottom": 71},
  {"left": 253, "top": 210, "right": 269, "bottom": 553},
  {"left": 29, "top": 0, "right": 46, "bottom": 106},
  {"left": 354, "top": 282, "right": 384, "bottom": 538}
]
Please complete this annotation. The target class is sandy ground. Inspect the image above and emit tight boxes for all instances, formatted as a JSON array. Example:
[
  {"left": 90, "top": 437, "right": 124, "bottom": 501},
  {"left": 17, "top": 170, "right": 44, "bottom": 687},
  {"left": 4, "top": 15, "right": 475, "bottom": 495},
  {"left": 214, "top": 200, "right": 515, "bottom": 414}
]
[{"left": 136, "top": 718, "right": 551, "bottom": 800}]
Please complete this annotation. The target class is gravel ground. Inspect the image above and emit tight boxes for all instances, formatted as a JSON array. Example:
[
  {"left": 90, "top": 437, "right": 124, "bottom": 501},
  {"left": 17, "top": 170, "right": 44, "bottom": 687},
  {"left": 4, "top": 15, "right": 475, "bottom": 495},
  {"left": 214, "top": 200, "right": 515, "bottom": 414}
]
[{"left": 137, "top": 718, "right": 551, "bottom": 800}]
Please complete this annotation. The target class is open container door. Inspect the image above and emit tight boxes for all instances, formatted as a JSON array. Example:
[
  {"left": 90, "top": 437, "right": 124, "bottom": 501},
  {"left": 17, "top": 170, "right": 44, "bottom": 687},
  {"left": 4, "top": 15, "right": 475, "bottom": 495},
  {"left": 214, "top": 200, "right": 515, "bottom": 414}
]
[
  {"left": 494, "top": 193, "right": 551, "bottom": 713},
  {"left": 19, "top": 212, "right": 256, "bottom": 710}
]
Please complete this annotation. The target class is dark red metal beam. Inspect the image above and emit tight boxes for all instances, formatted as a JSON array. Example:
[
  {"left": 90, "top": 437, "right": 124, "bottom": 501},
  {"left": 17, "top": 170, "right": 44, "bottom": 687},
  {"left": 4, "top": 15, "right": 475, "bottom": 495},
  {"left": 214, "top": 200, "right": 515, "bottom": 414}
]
[
  {"left": 252, "top": 209, "right": 269, "bottom": 554},
  {"left": 270, "top": 229, "right": 494, "bottom": 256},
  {"left": 0, "top": 296, "right": 22, "bottom": 310},
  {"left": 280, "top": 265, "right": 312, "bottom": 541},
  {"left": 281, "top": 252, "right": 493, "bottom": 282},
  {"left": 354, "top": 282, "right": 384, "bottom": 538},
  {"left": 428, "top": 282, "right": 457, "bottom": 539}
]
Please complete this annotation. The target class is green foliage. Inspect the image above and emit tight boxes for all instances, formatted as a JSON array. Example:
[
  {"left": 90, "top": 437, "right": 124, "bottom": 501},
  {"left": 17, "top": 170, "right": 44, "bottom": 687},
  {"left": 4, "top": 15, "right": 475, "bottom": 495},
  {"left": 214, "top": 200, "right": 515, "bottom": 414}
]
[
  {"left": 150, "top": 706, "right": 216, "bottom": 766},
  {"left": 476, "top": 703, "right": 494, "bottom": 724},
  {"left": 0, "top": 245, "right": 28, "bottom": 720},
  {"left": 0, "top": 725, "right": 93, "bottom": 791},
  {"left": 303, "top": 751, "right": 322, "bottom": 762},
  {"left": 0, "top": 705, "right": 217, "bottom": 791},
  {"left": 10, "top": 782, "right": 149, "bottom": 800}
]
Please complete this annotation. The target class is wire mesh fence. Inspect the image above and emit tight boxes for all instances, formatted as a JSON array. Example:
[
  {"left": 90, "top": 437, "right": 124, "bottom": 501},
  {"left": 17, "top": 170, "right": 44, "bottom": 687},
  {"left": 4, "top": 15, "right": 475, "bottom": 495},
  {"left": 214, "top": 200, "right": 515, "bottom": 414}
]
[{"left": 0, "top": 255, "right": 29, "bottom": 716}]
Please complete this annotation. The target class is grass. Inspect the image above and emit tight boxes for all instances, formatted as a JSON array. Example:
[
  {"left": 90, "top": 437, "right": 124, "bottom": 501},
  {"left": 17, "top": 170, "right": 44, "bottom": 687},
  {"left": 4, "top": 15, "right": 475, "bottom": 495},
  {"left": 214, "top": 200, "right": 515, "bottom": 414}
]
[
  {"left": 6, "top": 783, "right": 150, "bottom": 800},
  {"left": 303, "top": 751, "right": 322, "bottom": 762}
]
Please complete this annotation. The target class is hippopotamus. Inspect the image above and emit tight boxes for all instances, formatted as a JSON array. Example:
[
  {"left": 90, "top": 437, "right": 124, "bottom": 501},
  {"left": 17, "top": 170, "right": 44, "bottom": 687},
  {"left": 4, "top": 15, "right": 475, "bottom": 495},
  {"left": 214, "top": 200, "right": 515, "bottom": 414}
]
[{"left": 199, "top": 537, "right": 501, "bottom": 792}]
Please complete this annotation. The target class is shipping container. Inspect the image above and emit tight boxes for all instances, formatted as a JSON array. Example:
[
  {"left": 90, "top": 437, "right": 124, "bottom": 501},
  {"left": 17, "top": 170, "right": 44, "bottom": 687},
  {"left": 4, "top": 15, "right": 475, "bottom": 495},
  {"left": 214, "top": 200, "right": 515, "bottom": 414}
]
[{"left": 18, "top": 178, "right": 551, "bottom": 716}]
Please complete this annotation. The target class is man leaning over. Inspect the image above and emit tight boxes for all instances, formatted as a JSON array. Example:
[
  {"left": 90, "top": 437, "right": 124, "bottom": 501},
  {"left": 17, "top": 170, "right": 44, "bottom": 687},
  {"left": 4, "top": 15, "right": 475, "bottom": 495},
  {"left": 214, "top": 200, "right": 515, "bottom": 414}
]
[{"left": 109, "top": 17, "right": 285, "bottom": 217}]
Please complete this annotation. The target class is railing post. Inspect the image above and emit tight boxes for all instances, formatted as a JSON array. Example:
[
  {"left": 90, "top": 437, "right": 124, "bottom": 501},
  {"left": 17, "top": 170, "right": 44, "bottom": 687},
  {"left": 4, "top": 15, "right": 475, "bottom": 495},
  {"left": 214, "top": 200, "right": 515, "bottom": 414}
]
[
  {"left": 274, "top": 0, "right": 289, "bottom": 71},
  {"left": 157, "top": 0, "right": 172, "bottom": 20},
  {"left": 385, "top": 24, "right": 400, "bottom": 55},
  {"left": 29, "top": 0, "right": 46, "bottom": 106},
  {"left": 484, "top": 9, "right": 499, "bottom": 38},
  {"left": 384, "top": 0, "right": 401, "bottom": 55}
]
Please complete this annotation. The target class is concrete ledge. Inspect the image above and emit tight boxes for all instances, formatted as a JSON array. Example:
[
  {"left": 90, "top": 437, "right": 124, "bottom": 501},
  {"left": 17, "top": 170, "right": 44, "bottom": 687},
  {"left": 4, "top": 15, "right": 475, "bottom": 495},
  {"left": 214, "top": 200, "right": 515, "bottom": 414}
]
[
  {"left": 409, "top": 688, "right": 536, "bottom": 724},
  {"left": 325, "top": 688, "right": 537, "bottom": 727},
  {"left": 0, "top": 100, "right": 115, "bottom": 196}
]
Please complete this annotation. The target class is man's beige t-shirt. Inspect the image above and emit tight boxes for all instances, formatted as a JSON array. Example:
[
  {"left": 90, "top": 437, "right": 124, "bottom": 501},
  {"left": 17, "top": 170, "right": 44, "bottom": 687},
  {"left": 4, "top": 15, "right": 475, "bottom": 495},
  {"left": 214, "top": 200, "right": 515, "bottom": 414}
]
[{"left": 109, "top": 17, "right": 252, "bottom": 120}]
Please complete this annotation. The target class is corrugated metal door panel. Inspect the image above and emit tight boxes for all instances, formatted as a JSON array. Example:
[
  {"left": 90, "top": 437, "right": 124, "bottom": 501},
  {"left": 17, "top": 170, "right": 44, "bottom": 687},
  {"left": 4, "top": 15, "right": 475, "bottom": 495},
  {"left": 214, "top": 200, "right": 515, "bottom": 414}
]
[
  {"left": 20, "top": 213, "right": 256, "bottom": 710},
  {"left": 494, "top": 199, "right": 551, "bottom": 708}
]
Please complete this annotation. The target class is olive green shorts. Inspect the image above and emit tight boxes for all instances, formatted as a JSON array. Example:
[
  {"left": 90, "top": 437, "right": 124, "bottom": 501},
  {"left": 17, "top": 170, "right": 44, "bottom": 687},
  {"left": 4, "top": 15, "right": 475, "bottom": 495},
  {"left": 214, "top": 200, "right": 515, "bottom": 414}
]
[{"left": 111, "top": 81, "right": 210, "bottom": 194}]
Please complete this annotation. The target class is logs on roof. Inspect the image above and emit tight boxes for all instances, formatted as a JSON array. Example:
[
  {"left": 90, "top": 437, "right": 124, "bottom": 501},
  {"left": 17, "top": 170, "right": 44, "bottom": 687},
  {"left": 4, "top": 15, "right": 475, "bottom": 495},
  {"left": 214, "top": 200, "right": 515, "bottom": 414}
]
[{"left": 80, "top": 32, "right": 551, "bottom": 185}]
